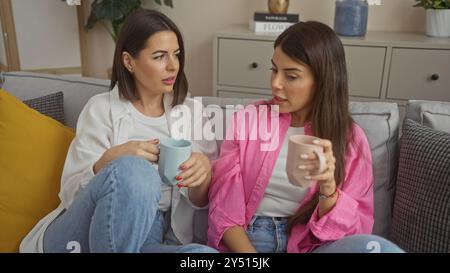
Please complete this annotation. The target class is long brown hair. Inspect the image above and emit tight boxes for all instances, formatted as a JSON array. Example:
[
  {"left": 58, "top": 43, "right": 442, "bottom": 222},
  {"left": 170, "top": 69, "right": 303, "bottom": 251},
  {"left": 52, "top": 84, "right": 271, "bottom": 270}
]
[
  {"left": 276, "top": 22, "right": 355, "bottom": 234},
  {"left": 110, "top": 9, "right": 188, "bottom": 107}
]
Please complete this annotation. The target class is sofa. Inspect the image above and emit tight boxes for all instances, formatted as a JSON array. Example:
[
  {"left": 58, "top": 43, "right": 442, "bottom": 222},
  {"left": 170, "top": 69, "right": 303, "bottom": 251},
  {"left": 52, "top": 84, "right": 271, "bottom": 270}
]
[{"left": 1, "top": 71, "right": 449, "bottom": 252}]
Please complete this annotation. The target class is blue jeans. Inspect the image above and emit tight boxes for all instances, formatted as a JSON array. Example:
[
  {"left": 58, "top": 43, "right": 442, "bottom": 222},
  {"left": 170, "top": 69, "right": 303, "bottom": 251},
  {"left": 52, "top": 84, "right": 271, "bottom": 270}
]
[
  {"left": 246, "top": 216, "right": 405, "bottom": 253},
  {"left": 43, "top": 156, "right": 217, "bottom": 253}
]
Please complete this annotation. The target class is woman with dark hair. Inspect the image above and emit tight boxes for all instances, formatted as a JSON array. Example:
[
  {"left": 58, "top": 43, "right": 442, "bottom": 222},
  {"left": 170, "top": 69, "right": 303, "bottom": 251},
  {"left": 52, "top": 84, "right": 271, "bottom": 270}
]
[
  {"left": 20, "top": 9, "right": 218, "bottom": 253},
  {"left": 208, "top": 21, "right": 403, "bottom": 253}
]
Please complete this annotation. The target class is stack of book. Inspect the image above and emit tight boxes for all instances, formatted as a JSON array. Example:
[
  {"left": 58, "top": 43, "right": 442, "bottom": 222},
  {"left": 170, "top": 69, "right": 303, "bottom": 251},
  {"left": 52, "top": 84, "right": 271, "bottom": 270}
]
[{"left": 250, "top": 12, "right": 300, "bottom": 34}]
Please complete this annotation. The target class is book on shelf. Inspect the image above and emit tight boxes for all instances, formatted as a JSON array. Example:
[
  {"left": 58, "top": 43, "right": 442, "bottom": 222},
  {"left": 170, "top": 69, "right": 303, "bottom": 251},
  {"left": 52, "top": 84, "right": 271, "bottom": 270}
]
[
  {"left": 250, "top": 12, "right": 300, "bottom": 34},
  {"left": 251, "top": 21, "right": 295, "bottom": 34},
  {"left": 254, "top": 12, "right": 299, "bottom": 23}
]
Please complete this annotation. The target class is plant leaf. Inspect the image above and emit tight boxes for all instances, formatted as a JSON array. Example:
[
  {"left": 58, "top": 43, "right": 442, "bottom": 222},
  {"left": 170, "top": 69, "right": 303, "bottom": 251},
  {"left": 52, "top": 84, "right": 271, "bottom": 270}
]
[
  {"left": 96, "top": 0, "right": 124, "bottom": 22},
  {"left": 85, "top": 0, "right": 173, "bottom": 35},
  {"left": 85, "top": 12, "right": 98, "bottom": 30},
  {"left": 85, "top": 0, "right": 100, "bottom": 30},
  {"left": 413, "top": 0, "right": 450, "bottom": 9},
  {"left": 163, "top": 0, "right": 173, "bottom": 7}
]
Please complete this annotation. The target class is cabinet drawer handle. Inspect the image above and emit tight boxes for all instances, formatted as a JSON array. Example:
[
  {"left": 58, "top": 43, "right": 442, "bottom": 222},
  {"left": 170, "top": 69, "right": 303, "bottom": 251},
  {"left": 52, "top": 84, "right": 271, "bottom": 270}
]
[
  {"left": 250, "top": 62, "right": 259, "bottom": 69},
  {"left": 431, "top": 74, "right": 439, "bottom": 81}
]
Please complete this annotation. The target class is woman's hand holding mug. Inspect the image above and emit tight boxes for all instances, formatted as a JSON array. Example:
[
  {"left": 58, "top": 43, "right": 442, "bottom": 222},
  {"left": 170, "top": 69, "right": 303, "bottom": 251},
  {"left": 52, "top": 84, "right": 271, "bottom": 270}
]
[
  {"left": 176, "top": 152, "right": 211, "bottom": 188},
  {"left": 297, "top": 138, "right": 337, "bottom": 195},
  {"left": 286, "top": 135, "right": 336, "bottom": 193},
  {"left": 93, "top": 139, "right": 160, "bottom": 174}
]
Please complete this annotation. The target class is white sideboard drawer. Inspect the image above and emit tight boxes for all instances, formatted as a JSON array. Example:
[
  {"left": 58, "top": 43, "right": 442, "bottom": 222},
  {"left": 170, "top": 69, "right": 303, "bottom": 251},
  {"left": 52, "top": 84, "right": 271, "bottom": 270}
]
[
  {"left": 344, "top": 45, "right": 386, "bottom": 98},
  {"left": 387, "top": 48, "right": 450, "bottom": 101},
  {"left": 218, "top": 90, "right": 272, "bottom": 99},
  {"left": 218, "top": 38, "right": 273, "bottom": 89}
]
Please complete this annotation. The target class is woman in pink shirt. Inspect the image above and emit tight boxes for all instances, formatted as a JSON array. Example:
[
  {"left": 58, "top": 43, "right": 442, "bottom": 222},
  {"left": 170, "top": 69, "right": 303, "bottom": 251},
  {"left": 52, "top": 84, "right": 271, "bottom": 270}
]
[{"left": 207, "top": 21, "right": 404, "bottom": 253}]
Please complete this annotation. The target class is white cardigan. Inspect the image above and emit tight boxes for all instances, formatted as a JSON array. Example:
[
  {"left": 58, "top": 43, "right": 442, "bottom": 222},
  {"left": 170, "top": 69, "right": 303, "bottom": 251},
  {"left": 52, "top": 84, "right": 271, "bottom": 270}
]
[{"left": 20, "top": 87, "right": 218, "bottom": 252}]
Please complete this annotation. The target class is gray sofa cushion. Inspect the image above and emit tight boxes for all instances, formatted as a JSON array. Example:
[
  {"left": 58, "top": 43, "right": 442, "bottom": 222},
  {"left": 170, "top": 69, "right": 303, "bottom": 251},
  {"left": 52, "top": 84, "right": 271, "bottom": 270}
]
[
  {"left": 350, "top": 101, "right": 400, "bottom": 238},
  {"left": 0, "top": 72, "right": 5, "bottom": 89},
  {"left": 391, "top": 119, "right": 450, "bottom": 253},
  {"left": 197, "top": 97, "right": 400, "bottom": 238},
  {"left": 406, "top": 100, "right": 450, "bottom": 134},
  {"left": 23, "top": 92, "right": 65, "bottom": 125},
  {"left": 2, "top": 72, "right": 109, "bottom": 129}
]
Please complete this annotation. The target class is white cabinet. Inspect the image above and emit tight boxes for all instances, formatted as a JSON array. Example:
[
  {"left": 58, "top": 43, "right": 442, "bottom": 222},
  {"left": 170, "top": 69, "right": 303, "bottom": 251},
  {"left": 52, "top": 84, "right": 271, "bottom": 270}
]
[
  {"left": 387, "top": 48, "right": 450, "bottom": 101},
  {"left": 218, "top": 39, "right": 273, "bottom": 90},
  {"left": 344, "top": 45, "right": 386, "bottom": 99},
  {"left": 213, "top": 25, "right": 450, "bottom": 116}
]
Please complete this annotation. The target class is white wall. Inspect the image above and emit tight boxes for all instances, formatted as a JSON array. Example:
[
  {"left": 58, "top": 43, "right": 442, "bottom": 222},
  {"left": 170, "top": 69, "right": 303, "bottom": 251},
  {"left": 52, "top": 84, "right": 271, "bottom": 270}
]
[
  {"left": 84, "top": 0, "right": 426, "bottom": 96},
  {"left": 0, "top": 16, "right": 7, "bottom": 67},
  {"left": 11, "top": 0, "right": 81, "bottom": 70}
]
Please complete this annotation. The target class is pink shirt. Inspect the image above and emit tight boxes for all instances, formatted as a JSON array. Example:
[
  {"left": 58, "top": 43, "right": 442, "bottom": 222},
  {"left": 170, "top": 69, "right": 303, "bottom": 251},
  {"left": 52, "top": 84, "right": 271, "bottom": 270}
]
[{"left": 207, "top": 101, "right": 374, "bottom": 253}]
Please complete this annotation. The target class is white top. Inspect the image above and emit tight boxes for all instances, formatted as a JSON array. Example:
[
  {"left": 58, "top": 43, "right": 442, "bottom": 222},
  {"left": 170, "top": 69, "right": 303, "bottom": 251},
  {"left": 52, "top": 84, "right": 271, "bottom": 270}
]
[
  {"left": 19, "top": 86, "right": 218, "bottom": 252},
  {"left": 255, "top": 126, "right": 308, "bottom": 217},
  {"left": 126, "top": 101, "right": 171, "bottom": 212}
]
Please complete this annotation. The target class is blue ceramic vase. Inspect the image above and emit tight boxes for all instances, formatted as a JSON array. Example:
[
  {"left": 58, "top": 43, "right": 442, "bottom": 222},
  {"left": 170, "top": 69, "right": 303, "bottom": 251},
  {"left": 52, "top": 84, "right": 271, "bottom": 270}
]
[{"left": 334, "top": 0, "right": 369, "bottom": 37}]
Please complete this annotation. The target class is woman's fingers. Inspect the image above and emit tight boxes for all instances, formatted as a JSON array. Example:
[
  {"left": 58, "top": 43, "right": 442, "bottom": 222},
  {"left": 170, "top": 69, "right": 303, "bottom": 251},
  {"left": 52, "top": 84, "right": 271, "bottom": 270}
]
[
  {"left": 306, "top": 169, "right": 334, "bottom": 181},
  {"left": 181, "top": 167, "right": 206, "bottom": 187},
  {"left": 299, "top": 151, "right": 332, "bottom": 161},
  {"left": 178, "top": 161, "right": 201, "bottom": 181},
  {"left": 312, "top": 138, "right": 333, "bottom": 153},
  {"left": 298, "top": 162, "right": 320, "bottom": 171},
  {"left": 184, "top": 173, "right": 208, "bottom": 188},
  {"left": 296, "top": 139, "right": 336, "bottom": 182},
  {"left": 304, "top": 162, "right": 335, "bottom": 180},
  {"left": 140, "top": 141, "right": 160, "bottom": 155},
  {"left": 299, "top": 153, "right": 335, "bottom": 165},
  {"left": 299, "top": 138, "right": 333, "bottom": 160},
  {"left": 176, "top": 153, "right": 210, "bottom": 187},
  {"left": 306, "top": 171, "right": 333, "bottom": 181},
  {"left": 137, "top": 150, "right": 159, "bottom": 163},
  {"left": 299, "top": 152, "right": 317, "bottom": 160},
  {"left": 298, "top": 161, "right": 334, "bottom": 174},
  {"left": 180, "top": 153, "right": 199, "bottom": 171}
]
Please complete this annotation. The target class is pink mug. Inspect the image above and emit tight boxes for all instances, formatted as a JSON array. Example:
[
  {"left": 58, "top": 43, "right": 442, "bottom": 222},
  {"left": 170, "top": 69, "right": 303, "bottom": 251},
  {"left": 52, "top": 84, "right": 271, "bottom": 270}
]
[{"left": 286, "top": 135, "right": 327, "bottom": 188}]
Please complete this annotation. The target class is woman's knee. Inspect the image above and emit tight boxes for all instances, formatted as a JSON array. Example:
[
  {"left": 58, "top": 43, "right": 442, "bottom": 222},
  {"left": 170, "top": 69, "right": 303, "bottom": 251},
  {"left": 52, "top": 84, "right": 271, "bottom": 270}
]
[
  {"left": 341, "top": 234, "right": 405, "bottom": 253},
  {"left": 364, "top": 235, "right": 404, "bottom": 253},
  {"left": 107, "top": 156, "right": 162, "bottom": 201}
]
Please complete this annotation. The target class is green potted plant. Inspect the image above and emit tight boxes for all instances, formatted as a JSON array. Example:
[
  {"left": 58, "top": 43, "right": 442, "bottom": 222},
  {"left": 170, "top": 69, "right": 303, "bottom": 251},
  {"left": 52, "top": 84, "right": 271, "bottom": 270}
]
[
  {"left": 85, "top": 0, "right": 173, "bottom": 43},
  {"left": 414, "top": 0, "right": 450, "bottom": 37}
]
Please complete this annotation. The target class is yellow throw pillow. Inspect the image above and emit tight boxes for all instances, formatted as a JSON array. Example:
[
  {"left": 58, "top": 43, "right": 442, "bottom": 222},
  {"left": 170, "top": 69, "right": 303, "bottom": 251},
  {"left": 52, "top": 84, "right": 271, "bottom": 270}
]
[{"left": 0, "top": 89, "right": 75, "bottom": 252}]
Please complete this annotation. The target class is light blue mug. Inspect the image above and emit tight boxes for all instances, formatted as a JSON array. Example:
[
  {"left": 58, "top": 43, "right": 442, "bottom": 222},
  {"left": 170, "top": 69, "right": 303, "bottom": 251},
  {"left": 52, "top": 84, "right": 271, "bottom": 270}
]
[{"left": 158, "top": 138, "right": 192, "bottom": 186}]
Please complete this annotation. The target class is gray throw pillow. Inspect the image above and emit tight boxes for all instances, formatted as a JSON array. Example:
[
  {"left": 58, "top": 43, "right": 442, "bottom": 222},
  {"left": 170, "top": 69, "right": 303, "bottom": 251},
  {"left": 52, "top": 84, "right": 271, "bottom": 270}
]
[
  {"left": 390, "top": 119, "right": 450, "bottom": 253},
  {"left": 0, "top": 72, "right": 5, "bottom": 88},
  {"left": 23, "top": 91, "right": 65, "bottom": 125}
]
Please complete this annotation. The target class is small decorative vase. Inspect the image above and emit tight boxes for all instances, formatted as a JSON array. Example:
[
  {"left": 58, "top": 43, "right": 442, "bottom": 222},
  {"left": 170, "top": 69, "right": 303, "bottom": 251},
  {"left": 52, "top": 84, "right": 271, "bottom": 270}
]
[
  {"left": 426, "top": 9, "right": 450, "bottom": 38},
  {"left": 334, "top": 0, "right": 369, "bottom": 37},
  {"left": 268, "top": 0, "right": 290, "bottom": 14}
]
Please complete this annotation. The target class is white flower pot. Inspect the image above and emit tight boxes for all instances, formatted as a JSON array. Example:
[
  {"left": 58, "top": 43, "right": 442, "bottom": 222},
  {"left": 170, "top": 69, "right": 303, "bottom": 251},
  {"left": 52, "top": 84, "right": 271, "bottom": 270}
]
[{"left": 426, "top": 9, "right": 450, "bottom": 38}]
